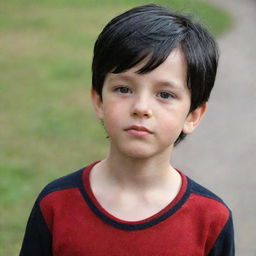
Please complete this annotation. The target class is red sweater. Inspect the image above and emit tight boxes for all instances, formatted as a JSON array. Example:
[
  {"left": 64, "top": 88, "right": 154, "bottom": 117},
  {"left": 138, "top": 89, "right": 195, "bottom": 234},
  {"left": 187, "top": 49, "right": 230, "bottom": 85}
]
[{"left": 20, "top": 162, "right": 234, "bottom": 255}]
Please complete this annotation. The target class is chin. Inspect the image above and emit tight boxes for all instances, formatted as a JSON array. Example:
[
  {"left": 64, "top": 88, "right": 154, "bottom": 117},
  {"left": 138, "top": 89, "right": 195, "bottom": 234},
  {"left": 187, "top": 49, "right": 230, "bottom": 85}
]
[
  {"left": 111, "top": 139, "right": 173, "bottom": 159},
  {"left": 119, "top": 145, "right": 164, "bottom": 159},
  {"left": 115, "top": 144, "right": 148, "bottom": 157}
]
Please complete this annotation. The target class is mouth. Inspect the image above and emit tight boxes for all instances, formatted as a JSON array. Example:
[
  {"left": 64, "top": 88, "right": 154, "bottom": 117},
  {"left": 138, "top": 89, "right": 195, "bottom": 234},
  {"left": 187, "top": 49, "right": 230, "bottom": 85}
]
[{"left": 124, "top": 125, "right": 153, "bottom": 136}]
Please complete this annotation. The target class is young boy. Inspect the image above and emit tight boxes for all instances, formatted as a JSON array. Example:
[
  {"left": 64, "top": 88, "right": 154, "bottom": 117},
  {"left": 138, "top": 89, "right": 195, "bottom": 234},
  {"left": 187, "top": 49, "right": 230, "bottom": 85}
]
[{"left": 20, "top": 4, "right": 234, "bottom": 256}]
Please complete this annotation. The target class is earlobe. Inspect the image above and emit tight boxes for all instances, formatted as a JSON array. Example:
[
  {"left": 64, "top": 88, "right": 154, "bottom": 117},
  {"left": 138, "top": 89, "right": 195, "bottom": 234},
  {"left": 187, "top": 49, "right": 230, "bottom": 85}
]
[
  {"left": 182, "top": 103, "right": 207, "bottom": 134},
  {"left": 91, "top": 89, "right": 104, "bottom": 120}
]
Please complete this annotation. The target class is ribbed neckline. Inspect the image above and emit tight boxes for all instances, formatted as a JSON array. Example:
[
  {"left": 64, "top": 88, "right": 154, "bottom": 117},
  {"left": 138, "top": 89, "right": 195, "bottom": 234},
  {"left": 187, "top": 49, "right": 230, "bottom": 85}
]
[{"left": 81, "top": 161, "right": 190, "bottom": 230}]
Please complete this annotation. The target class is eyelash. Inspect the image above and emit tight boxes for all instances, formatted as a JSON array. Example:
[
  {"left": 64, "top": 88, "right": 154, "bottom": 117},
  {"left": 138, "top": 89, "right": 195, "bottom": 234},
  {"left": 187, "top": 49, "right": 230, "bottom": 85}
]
[
  {"left": 113, "top": 86, "right": 132, "bottom": 94},
  {"left": 113, "top": 86, "right": 175, "bottom": 100},
  {"left": 157, "top": 91, "right": 174, "bottom": 100}
]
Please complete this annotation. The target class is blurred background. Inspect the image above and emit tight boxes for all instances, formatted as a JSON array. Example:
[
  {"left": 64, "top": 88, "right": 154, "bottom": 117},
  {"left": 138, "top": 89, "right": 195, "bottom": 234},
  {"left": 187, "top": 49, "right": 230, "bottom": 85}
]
[{"left": 0, "top": 0, "right": 255, "bottom": 255}]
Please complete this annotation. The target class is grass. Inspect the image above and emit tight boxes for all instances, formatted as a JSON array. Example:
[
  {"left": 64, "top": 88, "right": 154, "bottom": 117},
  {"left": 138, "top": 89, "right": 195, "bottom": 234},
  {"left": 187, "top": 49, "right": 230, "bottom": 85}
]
[{"left": 0, "top": 0, "right": 232, "bottom": 254}]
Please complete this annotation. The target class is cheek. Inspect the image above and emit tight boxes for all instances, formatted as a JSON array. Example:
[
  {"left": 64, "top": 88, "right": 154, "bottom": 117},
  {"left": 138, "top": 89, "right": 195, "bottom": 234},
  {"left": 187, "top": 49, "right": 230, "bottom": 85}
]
[
  {"left": 102, "top": 103, "right": 124, "bottom": 131},
  {"left": 159, "top": 112, "right": 187, "bottom": 138}
]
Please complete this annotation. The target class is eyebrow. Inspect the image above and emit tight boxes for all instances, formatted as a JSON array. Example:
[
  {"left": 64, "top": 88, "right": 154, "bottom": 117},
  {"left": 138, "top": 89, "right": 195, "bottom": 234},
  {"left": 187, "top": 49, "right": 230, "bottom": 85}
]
[
  {"left": 157, "top": 81, "right": 183, "bottom": 90},
  {"left": 107, "top": 73, "right": 132, "bottom": 82},
  {"left": 108, "top": 73, "right": 185, "bottom": 90}
]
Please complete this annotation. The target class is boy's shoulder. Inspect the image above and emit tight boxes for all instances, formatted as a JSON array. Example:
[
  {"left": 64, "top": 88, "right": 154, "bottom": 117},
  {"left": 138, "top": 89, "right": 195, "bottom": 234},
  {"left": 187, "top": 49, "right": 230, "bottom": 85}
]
[
  {"left": 186, "top": 175, "right": 231, "bottom": 219},
  {"left": 37, "top": 167, "right": 84, "bottom": 202},
  {"left": 188, "top": 176, "right": 226, "bottom": 204}
]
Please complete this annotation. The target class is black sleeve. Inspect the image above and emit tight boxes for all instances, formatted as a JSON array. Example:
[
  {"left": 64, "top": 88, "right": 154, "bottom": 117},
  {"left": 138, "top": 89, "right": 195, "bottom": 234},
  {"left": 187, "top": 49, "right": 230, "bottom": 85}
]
[
  {"left": 208, "top": 212, "right": 235, "bottom": 256},
  {"left": 19, "top": 200, "right": 52, "bottom": 256}
]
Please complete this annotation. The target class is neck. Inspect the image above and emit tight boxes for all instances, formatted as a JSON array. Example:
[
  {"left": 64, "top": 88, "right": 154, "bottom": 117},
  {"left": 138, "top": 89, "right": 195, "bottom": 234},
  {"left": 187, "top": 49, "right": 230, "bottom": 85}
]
[{"left": 98, "top": 146, "right": 177, "bottom": 191}]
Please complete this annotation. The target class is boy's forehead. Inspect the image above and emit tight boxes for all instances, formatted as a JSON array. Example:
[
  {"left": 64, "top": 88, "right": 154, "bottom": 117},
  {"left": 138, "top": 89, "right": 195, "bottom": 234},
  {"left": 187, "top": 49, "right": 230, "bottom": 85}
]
[
  {"left": 109, "top": 47, "right": 186, "bottom": 76},
  {"left": 104, "top": 48, "right": 188, "bottom": 90}
]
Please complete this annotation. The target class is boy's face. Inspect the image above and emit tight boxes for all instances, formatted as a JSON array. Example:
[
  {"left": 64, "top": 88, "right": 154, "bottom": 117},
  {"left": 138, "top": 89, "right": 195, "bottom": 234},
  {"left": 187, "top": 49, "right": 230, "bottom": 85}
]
[{"left": 91, "top": 48, "right": 206, "bottom": 159}]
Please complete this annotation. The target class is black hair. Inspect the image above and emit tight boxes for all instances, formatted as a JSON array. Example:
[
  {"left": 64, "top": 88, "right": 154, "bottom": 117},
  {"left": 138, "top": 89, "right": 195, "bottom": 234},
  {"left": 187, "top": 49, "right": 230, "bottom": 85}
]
[{"left": 92, "top": 4, "right": 219, "bottom": 145}]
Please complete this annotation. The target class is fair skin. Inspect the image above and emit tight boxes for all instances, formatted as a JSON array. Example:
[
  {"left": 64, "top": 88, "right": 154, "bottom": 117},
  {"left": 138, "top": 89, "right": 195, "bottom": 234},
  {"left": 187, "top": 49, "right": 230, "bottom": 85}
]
[{"left": 90, "top": 48, "right": 207, "bottom": 221}]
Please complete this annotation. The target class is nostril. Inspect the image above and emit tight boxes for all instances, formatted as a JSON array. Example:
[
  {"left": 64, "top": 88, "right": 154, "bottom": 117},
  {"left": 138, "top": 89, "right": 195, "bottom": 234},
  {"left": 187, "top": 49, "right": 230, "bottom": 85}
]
[
  {"left": 144, "top": 111, "right": 153, "bottom": 118},
  {"left": 132, "top": 109, "right": 152, "bottom": 118}
]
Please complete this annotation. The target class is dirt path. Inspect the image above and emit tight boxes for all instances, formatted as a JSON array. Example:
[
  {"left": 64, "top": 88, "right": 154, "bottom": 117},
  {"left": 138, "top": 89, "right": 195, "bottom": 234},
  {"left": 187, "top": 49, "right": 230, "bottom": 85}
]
[{"left": 172, "top": 0, "right": 256, "bottom": 255}]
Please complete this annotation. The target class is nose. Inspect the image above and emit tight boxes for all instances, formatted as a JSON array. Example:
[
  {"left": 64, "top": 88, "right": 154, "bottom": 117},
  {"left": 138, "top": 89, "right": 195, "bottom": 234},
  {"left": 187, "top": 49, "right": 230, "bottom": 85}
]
[{"left": 131, "top": 95, "right": 153, "bottom": 118}]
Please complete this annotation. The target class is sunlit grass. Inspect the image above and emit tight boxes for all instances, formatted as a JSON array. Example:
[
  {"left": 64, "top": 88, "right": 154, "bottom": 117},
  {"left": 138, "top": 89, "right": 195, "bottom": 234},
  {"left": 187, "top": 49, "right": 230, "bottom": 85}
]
[{"left": 0, "top": 0, "right": 232, "bottom": 254}]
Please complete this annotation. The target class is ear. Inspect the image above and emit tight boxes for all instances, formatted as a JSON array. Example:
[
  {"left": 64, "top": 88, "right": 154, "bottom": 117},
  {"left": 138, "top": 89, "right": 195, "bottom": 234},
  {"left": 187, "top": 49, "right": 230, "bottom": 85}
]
[
  {"left": 182, "top": 103, "right": 207, "bottom": 134},
  {"left": 91, "top": 89, "right": 104, "bottom": 120}
]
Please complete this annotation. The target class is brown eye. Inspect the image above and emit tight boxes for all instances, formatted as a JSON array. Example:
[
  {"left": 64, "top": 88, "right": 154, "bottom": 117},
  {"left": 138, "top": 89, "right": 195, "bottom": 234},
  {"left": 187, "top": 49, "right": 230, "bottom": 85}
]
[
  {"left": 114, "top": 86, "right": 132, "bottom": 94},
  {"left": 157, "top": 91, "right": 173, "bottom": 99}
]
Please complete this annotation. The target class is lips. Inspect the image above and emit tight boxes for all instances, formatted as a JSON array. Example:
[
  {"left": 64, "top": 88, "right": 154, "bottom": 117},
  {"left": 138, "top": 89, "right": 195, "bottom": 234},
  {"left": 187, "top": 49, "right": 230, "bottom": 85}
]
[{"left": 124, "top": 125, "right": 153, "bottom": 136}]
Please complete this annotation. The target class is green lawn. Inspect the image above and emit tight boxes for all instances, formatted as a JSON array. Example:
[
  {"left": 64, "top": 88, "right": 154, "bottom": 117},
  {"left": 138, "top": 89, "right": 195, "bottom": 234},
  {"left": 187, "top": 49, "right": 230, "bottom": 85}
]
[{"left": 0, "top": 0, "right": 231, "bottom": 254}]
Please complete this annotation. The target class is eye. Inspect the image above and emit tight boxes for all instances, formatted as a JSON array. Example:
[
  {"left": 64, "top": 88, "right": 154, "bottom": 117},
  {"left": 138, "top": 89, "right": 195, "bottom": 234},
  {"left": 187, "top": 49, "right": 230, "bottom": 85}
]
[
  {"left": 114, "top": 86, "right": 132, "bottom": 94},
  {"left": 157, "top": 91, "right": 174, "bottom": 100}
]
